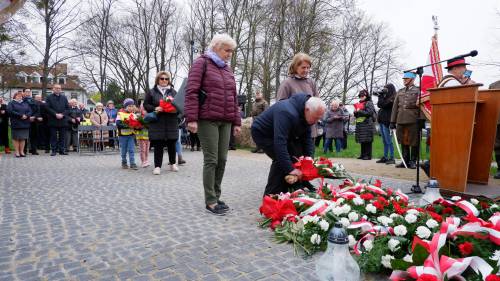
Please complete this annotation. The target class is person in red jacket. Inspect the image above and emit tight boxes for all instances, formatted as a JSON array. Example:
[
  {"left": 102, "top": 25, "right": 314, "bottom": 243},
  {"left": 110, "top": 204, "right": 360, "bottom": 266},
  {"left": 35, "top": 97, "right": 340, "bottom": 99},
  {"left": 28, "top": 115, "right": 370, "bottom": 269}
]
[{"left": 184, "top": 33, "right": 241, "bottom": 216}]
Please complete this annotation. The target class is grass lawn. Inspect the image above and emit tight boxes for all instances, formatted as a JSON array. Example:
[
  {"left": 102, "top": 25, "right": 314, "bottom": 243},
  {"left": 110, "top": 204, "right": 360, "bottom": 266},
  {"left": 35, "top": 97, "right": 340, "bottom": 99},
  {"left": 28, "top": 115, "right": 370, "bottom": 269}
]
[{"left": 314, "top": 133, "right": 430, "bottom": 160}]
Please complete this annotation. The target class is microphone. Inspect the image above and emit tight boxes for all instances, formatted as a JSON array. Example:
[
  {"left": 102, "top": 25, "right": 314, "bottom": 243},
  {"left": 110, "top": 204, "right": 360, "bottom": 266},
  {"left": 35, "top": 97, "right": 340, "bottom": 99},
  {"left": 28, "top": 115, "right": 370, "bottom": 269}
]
[{"left": 452, "top": 50, "right": 478, "bottom": 59}]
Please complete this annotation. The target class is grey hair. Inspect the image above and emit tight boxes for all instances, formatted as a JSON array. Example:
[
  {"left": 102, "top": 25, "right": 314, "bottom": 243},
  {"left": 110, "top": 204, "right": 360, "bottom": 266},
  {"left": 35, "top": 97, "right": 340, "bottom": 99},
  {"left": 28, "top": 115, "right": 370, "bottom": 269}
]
[
  {"left": 95, "top": 102, "right": 104, "bottom": 107},
  {"left": 208, "top": 33, "right": 237, "bottom": 51},
  {"left": 305, "top": 97, "right": 326, "bottom": 112},
  {"left": 330, "top": 100, "right": 340, "bottom": 108},
  {"left": 69, "top": 98, "right": 78, "bottom": 103}
]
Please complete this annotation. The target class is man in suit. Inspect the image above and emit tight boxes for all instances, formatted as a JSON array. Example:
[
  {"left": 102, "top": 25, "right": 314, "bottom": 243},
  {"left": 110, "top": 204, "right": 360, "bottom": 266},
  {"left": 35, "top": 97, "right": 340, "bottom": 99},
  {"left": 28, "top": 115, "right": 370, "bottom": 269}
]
[{"left": 45, "top": 84, "right": 69, "bottom": 156}]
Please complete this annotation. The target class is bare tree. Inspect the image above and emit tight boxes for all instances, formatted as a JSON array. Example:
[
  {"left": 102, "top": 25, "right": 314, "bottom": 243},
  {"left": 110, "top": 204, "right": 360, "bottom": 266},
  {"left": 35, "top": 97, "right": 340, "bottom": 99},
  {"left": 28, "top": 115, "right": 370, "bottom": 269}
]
[{"left": 24, "top": 0, "right": 84, "bottom": 95}]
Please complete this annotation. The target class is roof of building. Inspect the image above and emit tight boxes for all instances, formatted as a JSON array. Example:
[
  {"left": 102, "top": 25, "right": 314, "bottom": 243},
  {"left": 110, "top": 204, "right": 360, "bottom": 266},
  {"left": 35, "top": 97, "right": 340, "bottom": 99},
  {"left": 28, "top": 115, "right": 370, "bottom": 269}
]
[{"left": 0, "top": 63, "right": 85, "bottom": 91}]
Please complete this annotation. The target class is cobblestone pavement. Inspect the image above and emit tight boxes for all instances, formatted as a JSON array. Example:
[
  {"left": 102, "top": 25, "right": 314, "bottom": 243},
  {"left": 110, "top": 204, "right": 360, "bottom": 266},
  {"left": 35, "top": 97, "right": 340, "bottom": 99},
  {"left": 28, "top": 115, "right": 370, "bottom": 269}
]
[{"left": 0, "top": 150, "right": 419, "bottom": 281}]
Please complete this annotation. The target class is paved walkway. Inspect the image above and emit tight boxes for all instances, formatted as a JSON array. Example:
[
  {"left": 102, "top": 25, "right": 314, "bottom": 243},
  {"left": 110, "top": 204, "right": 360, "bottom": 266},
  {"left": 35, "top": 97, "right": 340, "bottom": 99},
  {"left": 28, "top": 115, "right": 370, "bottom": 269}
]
[{"left": 0, "top": 150, "right": 412, "bottom": 281}]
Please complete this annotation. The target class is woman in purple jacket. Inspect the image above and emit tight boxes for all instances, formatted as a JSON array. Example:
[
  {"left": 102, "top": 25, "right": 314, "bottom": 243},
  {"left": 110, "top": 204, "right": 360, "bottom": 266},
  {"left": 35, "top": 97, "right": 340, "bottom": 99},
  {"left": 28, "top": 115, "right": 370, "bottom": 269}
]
[{"left": 184, "top": 34, "right": 241, "bottom": 216}]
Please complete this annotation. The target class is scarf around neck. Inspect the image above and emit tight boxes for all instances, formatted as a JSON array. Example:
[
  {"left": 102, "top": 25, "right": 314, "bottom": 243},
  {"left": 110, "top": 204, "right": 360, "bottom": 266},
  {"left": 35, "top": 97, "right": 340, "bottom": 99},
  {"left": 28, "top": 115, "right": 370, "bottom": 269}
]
[{"left": 206, "top": 50, "right": 227, "bottom": 68}]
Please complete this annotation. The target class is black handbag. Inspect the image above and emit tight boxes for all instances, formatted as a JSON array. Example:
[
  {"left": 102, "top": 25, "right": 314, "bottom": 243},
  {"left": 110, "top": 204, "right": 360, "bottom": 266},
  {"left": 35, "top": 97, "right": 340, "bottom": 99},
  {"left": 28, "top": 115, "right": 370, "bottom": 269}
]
[{"left": 198, "top": 59, "right": 208, "bottom": 106}]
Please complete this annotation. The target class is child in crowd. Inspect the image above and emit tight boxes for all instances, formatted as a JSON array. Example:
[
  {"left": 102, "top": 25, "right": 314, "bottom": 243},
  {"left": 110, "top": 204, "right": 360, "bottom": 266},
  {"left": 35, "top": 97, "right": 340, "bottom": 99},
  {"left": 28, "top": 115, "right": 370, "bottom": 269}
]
[
  {"left": 136, "top": 101, "right": 150, "bottom": 168},
  {"left": 116, "top": 98, "right": 138, "bottom": 170}
]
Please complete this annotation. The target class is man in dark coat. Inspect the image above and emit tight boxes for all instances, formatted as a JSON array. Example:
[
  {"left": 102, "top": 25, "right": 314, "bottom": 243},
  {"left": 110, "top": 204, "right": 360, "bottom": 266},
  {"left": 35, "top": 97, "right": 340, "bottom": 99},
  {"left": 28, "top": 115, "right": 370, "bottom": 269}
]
[
  {"left": 376, "top": 84, "right": 396, "bottom": 164},
  {"left": 390, "top": 72, "right": 421, "bottom": 169},
  {"left": 45, "top": 84, "right": 70, "bottom": 156},
  {"left": 251, "top": 93, "right": 326, "bottom": 195},
  {"left": 65, "top": 99, "right": 82, "bottom": 152},
  {"left": 0, "top": 97, "right": 10, "bottom": 153},
  {"left": 22, "top": 88, "right": 41, "bottom": 155},
  {"left": 250, "top": 91, "right": 268, "bottom": 153},
  {"left": 35, "top": 95, "right": 50, "bottom": 153}
]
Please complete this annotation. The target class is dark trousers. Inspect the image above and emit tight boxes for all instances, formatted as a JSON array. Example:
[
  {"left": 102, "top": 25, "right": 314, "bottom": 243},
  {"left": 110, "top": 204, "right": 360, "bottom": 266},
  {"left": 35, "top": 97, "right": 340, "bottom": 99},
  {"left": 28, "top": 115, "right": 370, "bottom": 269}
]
[
  {"left": 360, "top": 142, "right": 372, "bottom": 158},
  {"left": 151, "top": 139, "right": 177, "bottom": 168},
  {"left": 65, "top": 128, "right": 78, "bottom": 151},
  {"left": 29, "top": 123, "right": 39, "bottom": 152},
  {"left": 50, "top": 127, "right": 66, "bottom": 153},
  {"left": 229, "top": 125, "right": 236, "bottom": 149},
  {"left": 314, "top": 133, "right": 324, "bottom": 147},
  {"left": 190, "top": 133, "right": 200, "bottom": 150},
  {"left": 401, "top": 145, "right": 418, "bottom": 163},
  {"left": 38, "top": 123, "right": 50, "bottom": 150},
  {"left": 342, "top": 130, "right": 348, "bottom": 149}
]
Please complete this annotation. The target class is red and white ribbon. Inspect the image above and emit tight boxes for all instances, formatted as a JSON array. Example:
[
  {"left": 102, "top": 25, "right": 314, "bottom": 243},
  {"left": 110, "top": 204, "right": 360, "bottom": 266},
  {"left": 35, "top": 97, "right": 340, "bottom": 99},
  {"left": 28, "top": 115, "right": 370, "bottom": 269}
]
[{"left": 456, "top": 200, "right": 480, "bottom": 217}]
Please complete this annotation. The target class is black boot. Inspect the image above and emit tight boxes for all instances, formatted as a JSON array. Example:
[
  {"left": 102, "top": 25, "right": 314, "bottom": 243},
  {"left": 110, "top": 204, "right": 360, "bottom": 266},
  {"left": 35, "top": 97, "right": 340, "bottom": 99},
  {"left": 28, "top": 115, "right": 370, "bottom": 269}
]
[
  {"left": 396, "top": 145, "right": 410, "bottom": 168},
  {"left": 408, "top": 146, "right": 418, "bottom": 169},
  {"left": 363, "top": 142, "right": 372, "bottom": 160},
  {"left": 358, "top": 143, "right": 365, "bottom": 159}
]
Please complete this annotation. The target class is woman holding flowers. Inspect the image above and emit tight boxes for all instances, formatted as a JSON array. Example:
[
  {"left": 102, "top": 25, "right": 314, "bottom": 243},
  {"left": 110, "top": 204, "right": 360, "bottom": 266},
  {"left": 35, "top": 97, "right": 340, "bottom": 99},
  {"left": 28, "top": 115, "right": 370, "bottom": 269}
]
[
  {"left": 144, "top": 71, "right": 179, "bottom": 175},
  {"left": 185, "top": 33, "right": 241, "bottom": 216}
]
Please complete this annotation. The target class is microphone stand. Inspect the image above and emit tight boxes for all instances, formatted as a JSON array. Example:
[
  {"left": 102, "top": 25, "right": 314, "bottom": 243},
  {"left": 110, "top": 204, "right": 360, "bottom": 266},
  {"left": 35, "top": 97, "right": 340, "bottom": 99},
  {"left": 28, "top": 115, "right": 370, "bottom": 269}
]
[{"left": 403, "top": 51, "right": 477, "bottom": 194}]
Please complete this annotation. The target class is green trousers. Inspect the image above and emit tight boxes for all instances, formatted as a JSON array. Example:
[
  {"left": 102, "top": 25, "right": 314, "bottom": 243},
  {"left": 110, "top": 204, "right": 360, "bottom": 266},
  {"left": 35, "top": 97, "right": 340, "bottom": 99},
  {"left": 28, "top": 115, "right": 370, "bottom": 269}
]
[{"left": 197, "top": 120, "right": 232, "bottom": 205}]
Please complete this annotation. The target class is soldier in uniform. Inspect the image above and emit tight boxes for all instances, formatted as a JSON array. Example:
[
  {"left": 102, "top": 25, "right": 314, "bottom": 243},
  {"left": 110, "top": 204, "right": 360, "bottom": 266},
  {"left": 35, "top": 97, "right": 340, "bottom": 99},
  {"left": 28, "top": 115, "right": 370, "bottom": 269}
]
[
  {"left": 438, "top": 57, "right": 475, "bottom": 87},
  {"left": 490, "top": 80, "right": 500, "bottom": 179},
  {"left": 390, "top": 72, "right": 420, "bottom": 169}
]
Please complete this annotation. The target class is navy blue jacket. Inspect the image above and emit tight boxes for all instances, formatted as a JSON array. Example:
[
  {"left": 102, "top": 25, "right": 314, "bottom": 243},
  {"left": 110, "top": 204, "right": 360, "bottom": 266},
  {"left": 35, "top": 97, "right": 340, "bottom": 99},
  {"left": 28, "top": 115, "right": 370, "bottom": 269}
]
[
  {"left": 45, "top": 93, "right": 69, "bottom": 128},
  {"left": 7, "top": 100, "right": 32, "bottom": 129},
  {"left": 251, "top": 93, "right": 313, "bottom": 174}
]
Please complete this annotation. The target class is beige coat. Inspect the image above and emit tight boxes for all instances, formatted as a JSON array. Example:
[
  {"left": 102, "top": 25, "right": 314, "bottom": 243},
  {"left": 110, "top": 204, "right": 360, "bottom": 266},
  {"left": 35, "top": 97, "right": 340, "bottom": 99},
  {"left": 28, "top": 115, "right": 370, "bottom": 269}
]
[
  {"left": 390, "top": 85, "right": 421, "bottom": 125},
  {"left": 90, "top": 110, "right": 109, "bottom": 140}
]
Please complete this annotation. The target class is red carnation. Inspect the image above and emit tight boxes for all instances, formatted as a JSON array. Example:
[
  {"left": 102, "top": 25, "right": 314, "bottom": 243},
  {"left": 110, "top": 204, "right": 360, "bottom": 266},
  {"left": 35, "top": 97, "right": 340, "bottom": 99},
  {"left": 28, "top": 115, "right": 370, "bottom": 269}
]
[
  {"left": 458, "top": 242, "right": 474, "bottom": 256},
  {"left": 373, "top": 201, "right": 385, "bottom": 210},
  {"left": 377, "top": 196, "right": 388, "bottom": 206},
  {"left": 427, "top": 211, "right": 443, "bottom": 223},
  {"left": 442, "top": 207, "right": 455, "bottom": 215},
  {"left": 386, "top": 188, "right": 394, "bottom": 197},
  {"left": 425, "top": 205, "right": 435, "bottom": 212},
  {"left": 360, "top": 193, "right": 374, "bottom": 201},
  {"left": 373, "top": 179, "right": 382, "bottom": 187},
  {"left": 394, "top": 203, "right": 407, "bottom": 215},
  {"left": 480, "top": 201, "right": 490, "bottom": 209},
  {"left": 416, "top": 274, "right": 439, "bottom": 281},
  {"left": 486, "top": 274, "right": 500, "bottom": 281}
]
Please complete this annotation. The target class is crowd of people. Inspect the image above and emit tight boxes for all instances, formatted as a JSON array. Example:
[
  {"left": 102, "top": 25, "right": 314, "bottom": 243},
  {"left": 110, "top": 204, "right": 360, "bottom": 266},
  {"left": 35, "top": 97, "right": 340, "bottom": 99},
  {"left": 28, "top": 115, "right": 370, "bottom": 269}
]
[{"left": 1, "top": 33, "right": 499, "bottom": 216}]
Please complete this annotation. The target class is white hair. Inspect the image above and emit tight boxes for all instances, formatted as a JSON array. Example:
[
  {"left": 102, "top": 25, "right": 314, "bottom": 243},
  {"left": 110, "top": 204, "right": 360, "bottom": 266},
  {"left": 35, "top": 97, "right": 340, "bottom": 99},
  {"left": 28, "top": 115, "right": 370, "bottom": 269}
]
[
  {"left": 208, "top": 33, "right": 237, "bottom": 51},
  {"left": 95, "top": 102, "right": 103, "bottom": 107},
  {"left": 330, "top": 100, "right": 340, "bottom": 108},
  {"left": 70, "top": 98, "right": 78, "bottom": 103},
  {"left": 305, "top": 97, "right": 326, "bottom": 112}
]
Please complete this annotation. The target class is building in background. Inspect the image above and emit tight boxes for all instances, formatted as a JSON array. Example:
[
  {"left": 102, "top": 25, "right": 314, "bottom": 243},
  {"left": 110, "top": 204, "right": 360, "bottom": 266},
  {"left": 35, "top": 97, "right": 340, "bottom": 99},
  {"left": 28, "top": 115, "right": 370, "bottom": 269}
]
[{"left": 0, "top": 63, "right": 89, "bottom": 107}]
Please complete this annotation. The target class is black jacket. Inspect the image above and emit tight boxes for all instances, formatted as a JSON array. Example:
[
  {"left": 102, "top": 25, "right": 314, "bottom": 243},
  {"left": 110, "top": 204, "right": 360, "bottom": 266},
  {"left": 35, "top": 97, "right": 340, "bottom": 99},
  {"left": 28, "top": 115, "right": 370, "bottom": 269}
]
[
  {"left": 251, "top": 93, "right": 313, "bottom": 174},
  {"left": 377, "top": 88, "right": 396, "bottom": 125},
  {"left": 66, "top": 106, "right": 83, "bottom": 130},
  {"left": 143, "top": 85, "right": 179, "bottom": 141},
  {"left": 45, "top": 94, "right": 69, "bottom": 128}
]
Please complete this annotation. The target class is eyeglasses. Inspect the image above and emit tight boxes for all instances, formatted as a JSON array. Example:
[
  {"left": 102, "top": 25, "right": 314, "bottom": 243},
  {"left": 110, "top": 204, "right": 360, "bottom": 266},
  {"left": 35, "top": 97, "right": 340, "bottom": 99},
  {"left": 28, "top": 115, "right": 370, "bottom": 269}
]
[{"left": 159, "top": 77, "right": 170, "bottom": 81}]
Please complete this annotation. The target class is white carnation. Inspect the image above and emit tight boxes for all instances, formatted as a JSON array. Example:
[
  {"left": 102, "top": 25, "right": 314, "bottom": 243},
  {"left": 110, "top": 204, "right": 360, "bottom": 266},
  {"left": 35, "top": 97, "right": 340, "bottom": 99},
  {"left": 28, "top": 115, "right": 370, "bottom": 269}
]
[
  {"left": 352, "top": 197, "right": 365, "bottom": 206},
  {"left": 390, "top": 213, "right": 401, "bottom": 219},
  {"left": 363, "top": 240, "right": 373, "bottom": 252},
  {"left": 348, "top": 212, "right": 359, "bottom": 222},
  {"left": 348, "top": 235, "right": 356, "bottom": 248},
  {"left": 426, "top": 219, "right": 439, "bottom": 229},
  {"left": 491, "top": 204, "right": 499, "bottom": 209},
  {"left": 405, "top": 213, "right": 418, "bottom": 224},
  {"left": 332, "top": 206, "right": 344, "bottom": 216},
  {"left": 403, "top": 254, "right": 413, "bottom": 263},
  {"left": 388, "top": 239, "right": 400, "bottom": 252},
  {"left": 302, "top": 215, "right": 320, "bottom": 225},
  {"left": 381, "top": 255, "right": 394, "bottom": 268},
  {"left": 394, "top": 225, "right": 408, "bottom": 236},
  {"left": 416, "top": 226, "right": 432, "bottom": 239},
  {"left": 310, "top": 233, "right": 321, "bottom": 245},
  {"left": 470, "top": 198, "right": 479, "bottom": 205},
  {"left": 341, "top": 204, "right": 351, "bottom": 214},
  {"left": 362, "top": 215, "right": 368, "bottom": 220},
  {"left": 365, "top": 204, "right": 377, "bottom": 214},
  {"left": 406, "top": 209, "right": 419, "bottom": 215},
  {"left": 377, "top": 216, "right": 393, "bottom": 227},
  {"left": 340, "top": 217, "right": 350, "bottom": 227},
  {"left": 337, "top": 198, "right": 345, "bottom": 204},
  {"left": 490, "top": 250, "right": 500, "bottom": 267},
  {"left": 319, "top": 220, "right": 329, "bottom": 232},
  {"left": 451, "top": 196, "right": 462, "bottom": 201}
]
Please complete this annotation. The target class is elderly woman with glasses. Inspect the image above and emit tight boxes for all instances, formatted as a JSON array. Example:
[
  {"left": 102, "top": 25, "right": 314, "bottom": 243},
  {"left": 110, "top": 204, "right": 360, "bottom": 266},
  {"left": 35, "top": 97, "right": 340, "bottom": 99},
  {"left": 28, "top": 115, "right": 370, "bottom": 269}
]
[
  {"left": 184, "top": 33, "right": 241, "bottom": 216},
  {"left": 144, "top": 71, "right": 179, "bottom": 175}
]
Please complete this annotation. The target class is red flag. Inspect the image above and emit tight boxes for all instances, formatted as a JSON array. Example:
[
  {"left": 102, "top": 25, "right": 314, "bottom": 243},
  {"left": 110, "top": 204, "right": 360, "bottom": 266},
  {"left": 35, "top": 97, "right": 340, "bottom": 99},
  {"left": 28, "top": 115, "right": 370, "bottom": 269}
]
[{"left": 419, "top": 35, "right": 443, "bottom": 120}]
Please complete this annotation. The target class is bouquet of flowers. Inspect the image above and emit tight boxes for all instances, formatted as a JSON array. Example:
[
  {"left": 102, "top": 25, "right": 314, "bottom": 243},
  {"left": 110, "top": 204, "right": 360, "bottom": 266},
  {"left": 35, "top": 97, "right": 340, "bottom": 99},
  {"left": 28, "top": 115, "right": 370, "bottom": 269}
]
[
  {"left": 123, "top": 113, "right": 144, "bottom": 130},
  {"left": 159, "top": 96, "right": 177, "bottom": 113},
  {"left": 259, "top": 175, "right": 500, "bottom": 280},
  {"left": 285, "top": 157, "right": 347, "bottom": 184}
]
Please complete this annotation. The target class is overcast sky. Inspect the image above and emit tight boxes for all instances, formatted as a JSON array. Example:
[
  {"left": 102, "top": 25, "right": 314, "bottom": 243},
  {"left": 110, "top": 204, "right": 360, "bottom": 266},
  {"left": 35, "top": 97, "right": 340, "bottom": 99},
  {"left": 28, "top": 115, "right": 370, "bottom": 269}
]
[{"left": 359, "top": 0, "right": 500, "bottom": 88}]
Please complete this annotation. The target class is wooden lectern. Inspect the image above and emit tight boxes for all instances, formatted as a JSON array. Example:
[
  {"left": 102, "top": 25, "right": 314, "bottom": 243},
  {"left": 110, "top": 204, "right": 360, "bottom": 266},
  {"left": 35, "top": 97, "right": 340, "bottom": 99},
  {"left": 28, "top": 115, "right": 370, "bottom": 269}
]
[{"left": 429, "top": 84, "right": 500, "bottom": 193}]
